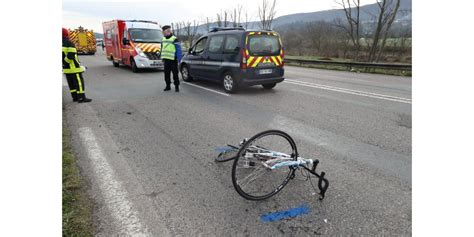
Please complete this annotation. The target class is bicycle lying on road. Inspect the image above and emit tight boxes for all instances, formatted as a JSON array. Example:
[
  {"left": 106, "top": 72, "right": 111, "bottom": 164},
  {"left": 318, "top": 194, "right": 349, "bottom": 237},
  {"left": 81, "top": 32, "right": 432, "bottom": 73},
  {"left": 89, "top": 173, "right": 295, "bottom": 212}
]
[{"left": 215, "top": 130, "right": 329, "bottom": 201}]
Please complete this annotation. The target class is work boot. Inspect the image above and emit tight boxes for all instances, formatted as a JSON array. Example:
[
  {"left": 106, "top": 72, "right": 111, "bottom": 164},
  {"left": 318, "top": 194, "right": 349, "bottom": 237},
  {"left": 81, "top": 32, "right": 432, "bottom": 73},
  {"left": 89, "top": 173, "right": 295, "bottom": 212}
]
[
  {"left": 175, "top": 86, "right": 179, "bottom": 92},
  {"left": 164, "top": 85, "right": 171, "bottom": 91},
  {"left": 78, "top": 94, "right": 92, "bottom": 103},
  {"left": 71, "top": 92, "right": 79, "bottom": 102}
]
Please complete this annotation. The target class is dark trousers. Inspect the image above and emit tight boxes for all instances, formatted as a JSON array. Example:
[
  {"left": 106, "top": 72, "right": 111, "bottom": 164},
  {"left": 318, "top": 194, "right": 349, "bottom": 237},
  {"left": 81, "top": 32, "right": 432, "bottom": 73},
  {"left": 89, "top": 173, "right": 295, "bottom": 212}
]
[
  {"left": 65, "top": 73, "right": 86, "bottom": 100},
  {"left": 163, "top": 59, "right": 179, "bottom": 87}
]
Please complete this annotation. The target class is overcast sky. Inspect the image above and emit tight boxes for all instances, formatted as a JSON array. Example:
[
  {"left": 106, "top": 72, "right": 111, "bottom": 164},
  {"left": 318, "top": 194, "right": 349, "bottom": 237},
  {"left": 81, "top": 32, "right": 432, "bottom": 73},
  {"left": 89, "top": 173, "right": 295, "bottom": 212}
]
[{"left": 63, "top": 0, "right": 378, "bottom": 33}]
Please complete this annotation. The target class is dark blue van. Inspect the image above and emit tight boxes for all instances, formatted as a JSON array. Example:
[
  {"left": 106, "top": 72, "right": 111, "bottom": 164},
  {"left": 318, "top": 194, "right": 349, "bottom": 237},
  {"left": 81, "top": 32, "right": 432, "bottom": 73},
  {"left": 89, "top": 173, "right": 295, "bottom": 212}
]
[{"left": 180, "top": 27, "right": 285, "bottom": 93}]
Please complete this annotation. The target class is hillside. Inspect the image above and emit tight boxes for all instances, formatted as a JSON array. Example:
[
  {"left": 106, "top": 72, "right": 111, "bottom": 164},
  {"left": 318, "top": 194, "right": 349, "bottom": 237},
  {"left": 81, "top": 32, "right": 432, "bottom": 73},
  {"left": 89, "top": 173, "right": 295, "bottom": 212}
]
[{"left": 192, "top": 0, "right": 411, "bottom": 34}]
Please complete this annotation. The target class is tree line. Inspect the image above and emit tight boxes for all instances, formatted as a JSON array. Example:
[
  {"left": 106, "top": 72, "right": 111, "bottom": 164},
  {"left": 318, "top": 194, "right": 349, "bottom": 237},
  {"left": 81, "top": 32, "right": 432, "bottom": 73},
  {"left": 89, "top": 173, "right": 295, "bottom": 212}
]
[{"left": 170, "top": 0, "right": 411, "bottom": 63}]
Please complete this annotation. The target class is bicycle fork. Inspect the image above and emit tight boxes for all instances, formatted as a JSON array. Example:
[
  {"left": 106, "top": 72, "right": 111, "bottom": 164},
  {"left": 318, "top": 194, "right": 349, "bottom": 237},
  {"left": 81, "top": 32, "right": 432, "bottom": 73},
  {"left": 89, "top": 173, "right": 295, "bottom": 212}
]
[{"left": 300, "top": 159, "right": 329, "bottom": 200}]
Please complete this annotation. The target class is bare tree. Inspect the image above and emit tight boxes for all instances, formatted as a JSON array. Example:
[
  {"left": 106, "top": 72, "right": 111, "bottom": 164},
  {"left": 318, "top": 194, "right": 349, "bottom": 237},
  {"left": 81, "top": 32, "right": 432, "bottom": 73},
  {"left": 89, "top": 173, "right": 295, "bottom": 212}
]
[
  {"left": 334, "top": 0, "right": 361, "bottom": 60},
  {"left": 181, "top": 21, "right": 199, "bottom": 48},
  {"left": 399, "top": 27, "right": 411, "bottom": 59},
  {"left": 191, "top": 20, "right": 199, "bottom": 45},
  {"left": 243, "top": 6, "right": 252, "bottom": 29},
  {"left": 171, "top": 22, "right": 182, "bottom": 38},
  {"left": 230, "top": 5, "right": 243, "bottom": 27},
  {"left": 216, "top": 11, "right": 223, "bottom": 27},
  {"left": 206, "top": 17, "right": 211, "bottom": 31},
  {"left": 258, "top": 0, "right": 277, "bottom": 30},
  {"left": 306, "top": 21, "right": 332, "bottom": 55},
  {"left": 171, "top": 22, "right": 175, "bottom": 33},
  {"left": 224, "top": 10, "right": 228, "bottom": 27},
  {"left": 216, "top": 9, "right": 229, "bottom": 27},
  {"left": 367, "top": 0, "right": 401, "bottom": 62}
]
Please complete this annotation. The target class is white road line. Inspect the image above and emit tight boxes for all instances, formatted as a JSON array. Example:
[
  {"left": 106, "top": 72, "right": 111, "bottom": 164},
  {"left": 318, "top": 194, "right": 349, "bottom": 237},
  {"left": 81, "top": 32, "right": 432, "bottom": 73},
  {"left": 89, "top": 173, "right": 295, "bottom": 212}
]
[
  {"left": 78, "top": 127, "right": 151, "bottom": 236},
  {"left": 284, "top": 79, "right": 411, "bottom": 104},
  {"left": 182, "top": 82, "right": 230, "bottom": 96},
  {"left": 286, "top": 79, "right": 411, "bottom": 101}
]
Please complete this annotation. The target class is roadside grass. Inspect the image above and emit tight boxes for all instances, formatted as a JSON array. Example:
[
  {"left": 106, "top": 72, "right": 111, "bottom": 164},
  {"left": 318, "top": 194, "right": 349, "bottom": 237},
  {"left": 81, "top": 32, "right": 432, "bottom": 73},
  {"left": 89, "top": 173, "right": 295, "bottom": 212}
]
[
  {"left": 63, "top": 118, "right": 93, "bottom": 237},
  {"left": 285, "top": 55, "right": 412, "bottom": 77},
  {"left": 286, "top": 55, "right": 352, "bottom": 62}
]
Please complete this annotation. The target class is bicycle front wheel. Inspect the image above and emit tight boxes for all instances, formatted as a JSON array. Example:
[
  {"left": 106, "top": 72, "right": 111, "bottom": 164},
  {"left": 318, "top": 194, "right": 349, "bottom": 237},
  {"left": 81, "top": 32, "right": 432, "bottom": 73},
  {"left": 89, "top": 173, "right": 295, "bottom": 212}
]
[{"left": 231, "top": 130, "right": 298, "bottom": 200}]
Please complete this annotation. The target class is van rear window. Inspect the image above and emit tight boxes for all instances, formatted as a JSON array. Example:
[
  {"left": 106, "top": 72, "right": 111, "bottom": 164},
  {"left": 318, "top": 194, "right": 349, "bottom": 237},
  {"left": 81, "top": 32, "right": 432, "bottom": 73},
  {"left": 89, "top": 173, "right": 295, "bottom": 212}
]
[{"left": 248, "top": 35, "right": 280, "bottom": 56}]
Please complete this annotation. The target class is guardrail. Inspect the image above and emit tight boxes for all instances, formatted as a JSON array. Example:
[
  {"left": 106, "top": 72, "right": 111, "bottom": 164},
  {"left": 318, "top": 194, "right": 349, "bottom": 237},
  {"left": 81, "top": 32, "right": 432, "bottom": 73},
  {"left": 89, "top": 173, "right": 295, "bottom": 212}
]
[{"left": 285, "top": 58, "right": 412, "bottom": 72}]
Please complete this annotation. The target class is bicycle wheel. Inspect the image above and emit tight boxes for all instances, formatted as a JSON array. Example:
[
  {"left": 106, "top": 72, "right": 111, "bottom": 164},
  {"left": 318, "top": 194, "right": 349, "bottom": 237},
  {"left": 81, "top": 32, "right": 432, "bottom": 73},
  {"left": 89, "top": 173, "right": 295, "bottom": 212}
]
[{"left": 231, "top": 130, "right": 298, "bottom": 200}]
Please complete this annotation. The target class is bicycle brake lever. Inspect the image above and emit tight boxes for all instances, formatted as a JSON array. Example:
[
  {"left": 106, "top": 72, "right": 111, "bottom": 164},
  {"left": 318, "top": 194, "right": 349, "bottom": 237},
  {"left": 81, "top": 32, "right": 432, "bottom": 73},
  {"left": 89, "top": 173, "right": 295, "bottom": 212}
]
[{"left": 311, "top": 159, "right": 319, "bottom": 172}]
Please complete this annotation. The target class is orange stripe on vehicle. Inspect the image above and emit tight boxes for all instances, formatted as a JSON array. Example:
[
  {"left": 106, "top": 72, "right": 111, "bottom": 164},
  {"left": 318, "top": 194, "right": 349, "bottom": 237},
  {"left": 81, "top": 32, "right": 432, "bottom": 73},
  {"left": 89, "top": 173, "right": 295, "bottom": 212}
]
[
  {"left": 247, "top": 56, "right": 255, "bottom": 66},
  {"left": 269, "top": 56, "right": 278, "bottom": 65},
  {"left": 270, "top": 56, "right": 278, "bottom": 66},
  {"left": 147, "top": 44, "right": 156, "bottom": 52},
  {"left": 272, "top": 56, "right": 278, "bottom": 65},
  {"left": 276, "top": 57, "right": 282, "bottom": 66},
  {"left": 253, "top": 57, "right": 262, "bottom": 67},
  {"left": 252, "top": 57, "right": 262, "bottom": 67},
  {"left": 276, "top": 56, "right": 282, "bottom": 65},
  {"left": 144, "top": 44, "right": 153, "bottom": 52}
]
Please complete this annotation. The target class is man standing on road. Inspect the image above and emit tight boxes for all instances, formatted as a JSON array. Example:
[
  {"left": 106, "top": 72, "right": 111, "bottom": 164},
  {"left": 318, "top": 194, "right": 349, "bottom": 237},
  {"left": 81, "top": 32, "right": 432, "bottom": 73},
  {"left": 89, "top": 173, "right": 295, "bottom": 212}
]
[
  {"left": 62, "top": 28, "right": 92, "bottom": 103},
  {"left": 161, "top": 25, "right": 182, "bottom": 92}
]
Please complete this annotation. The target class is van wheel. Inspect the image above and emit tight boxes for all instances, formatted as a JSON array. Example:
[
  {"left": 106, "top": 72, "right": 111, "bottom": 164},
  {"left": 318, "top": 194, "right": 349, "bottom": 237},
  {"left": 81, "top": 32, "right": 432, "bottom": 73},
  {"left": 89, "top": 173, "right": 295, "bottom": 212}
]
[
  {"left": 131, "top": 58, "right": 139, "bottom": 73},
  {"left": 112, "top": 57, "right": 119, "bottom": 67},
  {"left": 181, "top": 64, "right": 193, "bottom": 82},
  {"left": 223, "top": 72, "right": 239, "bottom": 94},
  {"left": 262, "top": 83, "right": 276, "bottom": 89}
]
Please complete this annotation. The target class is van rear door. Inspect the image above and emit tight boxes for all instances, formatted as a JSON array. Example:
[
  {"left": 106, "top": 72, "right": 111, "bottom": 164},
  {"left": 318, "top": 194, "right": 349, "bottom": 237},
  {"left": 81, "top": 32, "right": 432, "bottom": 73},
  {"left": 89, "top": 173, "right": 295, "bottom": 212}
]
[{"left": 245, "top": 32, "right": 283, "bottom": 78}]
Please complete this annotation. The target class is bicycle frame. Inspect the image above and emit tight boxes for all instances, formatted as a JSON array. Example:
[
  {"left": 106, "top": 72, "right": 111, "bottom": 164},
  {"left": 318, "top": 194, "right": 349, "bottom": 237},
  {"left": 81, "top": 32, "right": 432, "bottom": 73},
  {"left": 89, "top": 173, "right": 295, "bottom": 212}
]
[{"left": 241, "top": 145, "right": 329, "bottom": 200}]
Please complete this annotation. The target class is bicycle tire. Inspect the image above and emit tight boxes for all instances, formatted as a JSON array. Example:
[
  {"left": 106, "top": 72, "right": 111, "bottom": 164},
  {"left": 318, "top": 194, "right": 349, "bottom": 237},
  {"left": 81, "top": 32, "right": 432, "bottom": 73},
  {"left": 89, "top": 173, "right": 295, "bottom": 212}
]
[{"left": 231, "top": 130, "right": 298, "bottom": 201}]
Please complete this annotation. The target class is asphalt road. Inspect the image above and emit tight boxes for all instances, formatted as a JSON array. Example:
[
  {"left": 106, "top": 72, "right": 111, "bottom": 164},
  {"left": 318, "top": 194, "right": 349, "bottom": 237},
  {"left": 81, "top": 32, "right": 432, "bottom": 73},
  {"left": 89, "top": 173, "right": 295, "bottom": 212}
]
[{"left": 64, "top": 48, "right": 412, "bottom": 236}]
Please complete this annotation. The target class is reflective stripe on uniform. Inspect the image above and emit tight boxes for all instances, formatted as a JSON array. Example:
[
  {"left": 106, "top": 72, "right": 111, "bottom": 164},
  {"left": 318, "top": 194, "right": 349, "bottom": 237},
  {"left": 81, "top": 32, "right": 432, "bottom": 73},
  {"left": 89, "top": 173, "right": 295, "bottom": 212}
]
[
  {"left": 62, "top": 46, "right": 85, "bottom": 74},
  {"left": 76, "top": 74, "right": 84, "bottom": 94},
  {"left": 62, "top": 47, "right": 77, "bottom": 53}
]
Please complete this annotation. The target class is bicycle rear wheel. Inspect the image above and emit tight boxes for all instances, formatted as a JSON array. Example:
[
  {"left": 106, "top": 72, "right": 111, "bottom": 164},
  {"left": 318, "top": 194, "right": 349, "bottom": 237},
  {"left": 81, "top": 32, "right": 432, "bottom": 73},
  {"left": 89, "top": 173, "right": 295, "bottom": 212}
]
[{"left": 231, "top": 130, "right": 298, "bottom": 200}]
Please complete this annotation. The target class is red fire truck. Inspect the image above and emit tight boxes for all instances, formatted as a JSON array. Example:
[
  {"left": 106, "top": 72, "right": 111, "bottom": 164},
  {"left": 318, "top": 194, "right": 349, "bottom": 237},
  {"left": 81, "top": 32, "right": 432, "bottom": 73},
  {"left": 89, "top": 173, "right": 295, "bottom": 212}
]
[{"left": 102, "top": 20, "right": 164, "bottom": 72}]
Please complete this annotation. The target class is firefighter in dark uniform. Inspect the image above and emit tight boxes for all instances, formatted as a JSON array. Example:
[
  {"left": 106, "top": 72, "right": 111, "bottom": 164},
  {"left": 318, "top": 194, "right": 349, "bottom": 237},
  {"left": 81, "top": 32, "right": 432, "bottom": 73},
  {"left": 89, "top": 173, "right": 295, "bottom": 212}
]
[
  {"left": 62, "top": 28, "right": 92, "bottom": 103},
  {"left": 161, "top": 25, "right": 182, "bottom": 92}
]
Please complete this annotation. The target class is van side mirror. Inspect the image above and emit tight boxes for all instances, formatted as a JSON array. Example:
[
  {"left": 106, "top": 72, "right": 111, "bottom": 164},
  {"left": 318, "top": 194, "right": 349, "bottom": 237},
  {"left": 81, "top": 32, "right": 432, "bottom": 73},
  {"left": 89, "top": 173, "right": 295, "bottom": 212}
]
[
  {"left": 122, "top": 38, "right": 129, "bottom": 45},
  {"left": 188, "top": 48, "right": 193, "bottom": 54},
  {"left": 234, "top": 46, "right": 241, "bottom": 52}
]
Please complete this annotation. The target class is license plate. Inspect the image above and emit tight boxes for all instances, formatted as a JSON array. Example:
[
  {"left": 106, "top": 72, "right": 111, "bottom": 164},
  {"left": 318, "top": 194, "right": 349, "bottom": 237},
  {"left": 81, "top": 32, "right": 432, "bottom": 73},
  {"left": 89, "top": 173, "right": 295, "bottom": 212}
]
[
  {"left": 151, "top": 61, "right": 162, "bottom": 66},
  {"left": 259, "top": 69, "right": 272, "bottom": 74}
]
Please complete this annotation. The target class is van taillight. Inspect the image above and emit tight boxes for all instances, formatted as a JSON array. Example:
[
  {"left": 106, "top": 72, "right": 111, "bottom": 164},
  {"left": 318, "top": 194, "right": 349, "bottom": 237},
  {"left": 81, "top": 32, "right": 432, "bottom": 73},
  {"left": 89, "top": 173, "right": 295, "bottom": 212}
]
[
  {"left": 280, "top": 48, "right": 285, "bottom": 67},
  {"left": 241, "top": 49, "right": 247, "bottom": 69}
]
